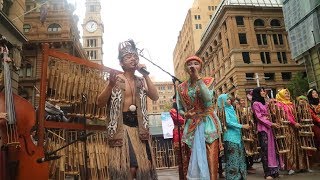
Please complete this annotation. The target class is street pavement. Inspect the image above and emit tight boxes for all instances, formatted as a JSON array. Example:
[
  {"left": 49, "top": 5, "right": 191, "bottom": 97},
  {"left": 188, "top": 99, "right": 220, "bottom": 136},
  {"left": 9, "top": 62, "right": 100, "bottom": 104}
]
[{"left": 157, "top": 163, "right": 320, "bottom": 180}]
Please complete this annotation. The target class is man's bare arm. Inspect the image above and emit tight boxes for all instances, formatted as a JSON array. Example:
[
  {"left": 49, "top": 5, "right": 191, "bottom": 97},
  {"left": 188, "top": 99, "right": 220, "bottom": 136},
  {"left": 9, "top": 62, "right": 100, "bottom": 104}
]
[{"left": 97, "top": 81, "right": 114, "bottom": 108}]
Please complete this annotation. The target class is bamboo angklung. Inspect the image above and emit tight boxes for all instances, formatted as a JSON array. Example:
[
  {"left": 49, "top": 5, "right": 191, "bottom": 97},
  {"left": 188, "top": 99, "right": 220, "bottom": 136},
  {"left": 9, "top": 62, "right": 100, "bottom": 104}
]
[
  {"left": 235, "top": 99, "right": 259, "bottom": 156},
  {"left": 46, "top": 57, "right": 109, "bottom": 122},
  {"left": 268, "top": 100, "right": 290, "bottom": 154}
]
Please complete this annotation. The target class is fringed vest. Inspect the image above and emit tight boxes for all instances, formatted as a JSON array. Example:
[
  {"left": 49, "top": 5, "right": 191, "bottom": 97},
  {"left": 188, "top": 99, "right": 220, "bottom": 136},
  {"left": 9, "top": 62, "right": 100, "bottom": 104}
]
[{"left": 107, "top": 76, "right": 149, "bottom": 147}]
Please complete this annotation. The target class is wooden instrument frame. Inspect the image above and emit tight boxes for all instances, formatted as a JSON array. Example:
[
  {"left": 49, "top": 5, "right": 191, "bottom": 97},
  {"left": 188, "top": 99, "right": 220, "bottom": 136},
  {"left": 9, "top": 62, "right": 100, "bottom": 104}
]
[{"left": 37, "top": 44, "right": 120, "bottom": 147}]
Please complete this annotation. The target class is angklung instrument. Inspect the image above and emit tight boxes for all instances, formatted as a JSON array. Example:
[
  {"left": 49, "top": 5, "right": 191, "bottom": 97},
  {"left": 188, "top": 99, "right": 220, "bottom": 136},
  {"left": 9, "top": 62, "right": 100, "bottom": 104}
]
[
  {"left": 268, "top": 99, "right": 290, "bottom": 154},
  {"left": 235, "top": 100, "right": 259, "bottom": 156}
]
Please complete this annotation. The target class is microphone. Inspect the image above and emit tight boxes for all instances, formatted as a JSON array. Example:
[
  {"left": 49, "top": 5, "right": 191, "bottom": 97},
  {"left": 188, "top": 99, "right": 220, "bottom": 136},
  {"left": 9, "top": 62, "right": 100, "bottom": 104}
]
[
  {"left": 37, "top": 155, "right": 61, "bottom": 163},
  {"left": 138, "top": 67, "right": 150, "bottom": 75}
]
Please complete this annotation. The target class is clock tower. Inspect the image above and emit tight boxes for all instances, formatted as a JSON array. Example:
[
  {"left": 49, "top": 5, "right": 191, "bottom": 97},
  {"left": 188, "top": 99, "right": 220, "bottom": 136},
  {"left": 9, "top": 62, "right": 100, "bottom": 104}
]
[{"left": 82, "top": 0, "right": 104, "bottom": 64}]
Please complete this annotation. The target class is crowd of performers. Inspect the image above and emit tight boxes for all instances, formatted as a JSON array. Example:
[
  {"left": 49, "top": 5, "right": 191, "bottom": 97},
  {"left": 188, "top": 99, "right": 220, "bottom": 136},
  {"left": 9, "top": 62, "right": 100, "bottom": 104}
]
[{"left": 170, "top": 54, "right": 320, "bottom": 180}]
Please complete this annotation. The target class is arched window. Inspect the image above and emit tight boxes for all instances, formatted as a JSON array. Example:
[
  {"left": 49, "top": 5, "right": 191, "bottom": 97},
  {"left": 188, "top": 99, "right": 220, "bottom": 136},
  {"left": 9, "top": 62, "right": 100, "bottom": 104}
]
[
  {"left": 213, "top": 40, "right": 217, "bottom": 46},
  {"left": 209, "top": 46, "right": 213, "bottom": 52},
  {"left": 254, "top": 19, "right": 264, "bottom": 26},
  {"left": 270, "top": 19, "right": 281, "bottom": 27},
  {"left": 47, "top": 23, "right": 62, "bottom": 32},
  {"left": 23, "top": 24, "right": 31, "bottom": 33}
]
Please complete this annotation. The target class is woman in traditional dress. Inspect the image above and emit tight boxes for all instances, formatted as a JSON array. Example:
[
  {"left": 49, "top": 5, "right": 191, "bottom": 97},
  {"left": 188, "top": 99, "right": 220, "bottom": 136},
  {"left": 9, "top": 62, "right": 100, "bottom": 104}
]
[
  {"left": 169, "top": 95, "right": 190, "bottom": 179},
  {"left": 176, "top": 55, "right": 221, "bottom": 179},
  {"left": 306, "top": 89, "right": 320, "bottom": 149},
  {"left": 217, "top": 94, "right": 249, "bottom": 180},
  {"left": 251, "top": 87, "right": 280, "bottom": 179},
  {"left": 276, "top": 88, "right": 307, "bottom": 174}
]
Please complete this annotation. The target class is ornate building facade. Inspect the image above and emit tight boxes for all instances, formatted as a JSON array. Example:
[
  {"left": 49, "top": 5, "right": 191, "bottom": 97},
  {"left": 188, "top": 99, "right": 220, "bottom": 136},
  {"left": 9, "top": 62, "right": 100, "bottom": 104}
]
[
  {"left": 82, "top": 0, "right": 104, "bottom": 65},
  {"left": 197, "top": 0, "right": 305, "bottom": 98},
  {"left": 0, "top": 0, "right": 28, "bottom": 93},
  {"left": 20, "top": 0, "right": 86, "bottom": 105},
  {"left": 173, "top": 0, "right": 222, "bottom": 80},
  {"left": 147, "top": 81, "right": 175, "bottom": 114}
]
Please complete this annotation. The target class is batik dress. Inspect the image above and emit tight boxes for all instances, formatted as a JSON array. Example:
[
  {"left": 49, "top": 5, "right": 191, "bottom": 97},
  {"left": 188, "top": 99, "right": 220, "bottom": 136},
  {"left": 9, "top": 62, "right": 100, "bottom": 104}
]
[{"left": 177, "top": 77, "right": 221, "bottom": 180}]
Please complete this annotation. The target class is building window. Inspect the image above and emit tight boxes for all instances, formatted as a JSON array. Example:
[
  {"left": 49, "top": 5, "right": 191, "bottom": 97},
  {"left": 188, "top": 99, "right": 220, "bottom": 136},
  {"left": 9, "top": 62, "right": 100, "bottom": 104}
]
[
  {"left": 194, "top": 15, "right": 201, "bottom": 20},
  {"left": 195, "top": 24, "right": 202, "bottom": 29},
  {"left": 153, "top": 107, "right": 157, "bottom": 111},
  {"left": 264, "top": 73, "right": 275, "bottom": 81},
  {"left": 260, "top": 52, "right": 271, "bottom": 64},
  {"left": 47, "top": 23, "right": 62, "bottom": 32},
  {"left": 208, "top": 6, "right": 215, "bottom": 11},
  {"left": 87, "top": 50, "right": 97, "bottom": 60},
  {"left": 273, "top": 34, "right": 283, "bottom": 45},
  {"left": 87, "top": 39, "right": 97, "bottom": 47},
  {"left": 238, "top": 33, "right": 247, "bottom": 44},
  {"left": 256, "top": 34, "right": 267, "bottom": 45},
  {"left": 235, "top": 16, "right": 244, "bottom": 26},
  {"left": 90, "top": 5, "right": 95, "bottom": 12},
  {"left": 246, "top": 73, "right": 254, "bottom": 80},
  {"left": 52, "top": 4, "right": 58, "bottom": 10},
  {"left": 254, "top": 19, "right": 264, "bottom": 26},
  {"left": 26, "top": 63, "right": 32, "bottom": 77},
  {"left": 277, "top": 52, "right": 288, "bottom": 64},
  {"left": 209, "top": 15, "right": 212, "bottom": 19},
  {"left": 281, "top": 72, "right": 292, "bottom": 80},
  {"left": 23, "top": 24, "right": 31, "bottom": 33},
  {"left": 242, "top": 52, "right": 250, "bottom": 64},
  {"left": 270, "top": 19, "right": 281, "bottom": 27},
  {"left": 226, "top": 39, "right": 229, "bottom": 49}
]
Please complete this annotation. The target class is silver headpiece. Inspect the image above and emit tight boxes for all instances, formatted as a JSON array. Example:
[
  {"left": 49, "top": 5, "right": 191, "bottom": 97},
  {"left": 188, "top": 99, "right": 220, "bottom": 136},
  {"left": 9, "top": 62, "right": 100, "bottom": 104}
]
[{"left": 118, "top": 39, "right": 138, "bottom": 60}]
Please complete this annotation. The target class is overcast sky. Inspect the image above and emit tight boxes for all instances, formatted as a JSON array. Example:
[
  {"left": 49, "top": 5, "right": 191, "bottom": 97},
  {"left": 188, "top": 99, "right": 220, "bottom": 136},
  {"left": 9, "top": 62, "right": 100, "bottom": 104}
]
[{"left": 68, "top": 0, "right": 194, "bottom": 82}]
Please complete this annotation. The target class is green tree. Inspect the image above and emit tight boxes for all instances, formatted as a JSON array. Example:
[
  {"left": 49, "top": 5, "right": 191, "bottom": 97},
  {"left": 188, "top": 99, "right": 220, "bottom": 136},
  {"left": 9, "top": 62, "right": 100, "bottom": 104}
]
[{"left": 287, "top": 72, "right": 309, "bottom": 98}]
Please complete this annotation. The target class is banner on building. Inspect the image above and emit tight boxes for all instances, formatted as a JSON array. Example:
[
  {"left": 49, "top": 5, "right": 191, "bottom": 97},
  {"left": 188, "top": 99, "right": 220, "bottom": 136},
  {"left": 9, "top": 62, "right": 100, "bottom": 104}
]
[{"left": 161, "top": 112, "right": 174, "bottom": 139}]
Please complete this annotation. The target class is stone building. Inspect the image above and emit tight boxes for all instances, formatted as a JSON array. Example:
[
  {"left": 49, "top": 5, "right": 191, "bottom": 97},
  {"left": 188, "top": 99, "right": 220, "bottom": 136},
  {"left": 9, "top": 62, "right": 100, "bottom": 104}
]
[
  {"left": 282, "top": 0, "right": 320, "bottom": 89},
  {"left": 197, "top": 0, "right": 305, "bottom": 98},
  {"left": 147, "top": 81, "right": 175, "bottom": 114},
  {"left": 173, "top": 0, "right": 222, "bottom": 81},
  {"left": 82, "top": 0, "right": 104, "bottom": 65},
  {"left": 0, "top": 0, "right": 28, "bottom": 93},
  {"left": 20, "top": 0, "right": 86, "bottom": 105}
]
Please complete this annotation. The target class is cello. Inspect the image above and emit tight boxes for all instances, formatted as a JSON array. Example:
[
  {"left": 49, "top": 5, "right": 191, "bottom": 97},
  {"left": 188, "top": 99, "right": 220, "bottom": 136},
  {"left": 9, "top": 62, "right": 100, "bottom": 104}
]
[{"left": 0, "top": 42, "right": 48, "bottom": 179}]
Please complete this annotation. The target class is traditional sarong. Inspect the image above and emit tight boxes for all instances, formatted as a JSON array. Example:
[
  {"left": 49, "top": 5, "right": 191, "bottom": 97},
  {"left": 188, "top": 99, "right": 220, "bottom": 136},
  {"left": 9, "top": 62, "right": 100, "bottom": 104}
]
[
  {"left": 107, "top": 112, "right": 157, "bottom": 180},
  {"left": 224, "top": 141, "right": 246, "bottom": 180},
  {"left": 258, "top": 132, "right": 279, "bottom": 178},
  {"left": 282, "top": 125, "right": 307, "bottom": 171}
]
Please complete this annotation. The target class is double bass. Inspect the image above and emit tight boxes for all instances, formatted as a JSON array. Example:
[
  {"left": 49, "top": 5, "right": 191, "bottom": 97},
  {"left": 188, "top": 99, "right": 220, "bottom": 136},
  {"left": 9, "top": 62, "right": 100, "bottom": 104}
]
[{"left": 0, "top": 43, "right": 48, "bottom": 179}]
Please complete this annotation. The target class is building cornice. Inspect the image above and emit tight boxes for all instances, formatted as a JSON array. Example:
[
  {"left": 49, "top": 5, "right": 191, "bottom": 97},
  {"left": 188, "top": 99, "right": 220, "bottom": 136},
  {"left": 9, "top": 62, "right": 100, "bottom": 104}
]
[{"left": 0, "top": 11, "right": 28, "bottom": 43}]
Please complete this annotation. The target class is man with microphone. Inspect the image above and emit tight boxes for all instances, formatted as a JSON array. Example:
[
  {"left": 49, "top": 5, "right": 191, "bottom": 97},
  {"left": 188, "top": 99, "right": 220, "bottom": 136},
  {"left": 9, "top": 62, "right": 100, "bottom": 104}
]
[{"left": 97, "top": 39, "right": 158, "bottom": 180}]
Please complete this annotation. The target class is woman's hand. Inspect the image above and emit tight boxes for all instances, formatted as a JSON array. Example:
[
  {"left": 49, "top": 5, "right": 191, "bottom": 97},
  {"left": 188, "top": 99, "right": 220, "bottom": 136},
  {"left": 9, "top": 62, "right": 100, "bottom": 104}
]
[
  {"left": 0, "top": 113, "right": 7, "bottom": 126},
  {"left": 271, "top": 123, "right": 280, "bottom": 129},
  {"left": 242, "top": 124, "right": 251, "bottom": 130},
  {"left": 184, "top": 109, "right": 196, "bottom": 119},
  {"left": 294, "top": 123, "right": 302, "bottom": 129}
]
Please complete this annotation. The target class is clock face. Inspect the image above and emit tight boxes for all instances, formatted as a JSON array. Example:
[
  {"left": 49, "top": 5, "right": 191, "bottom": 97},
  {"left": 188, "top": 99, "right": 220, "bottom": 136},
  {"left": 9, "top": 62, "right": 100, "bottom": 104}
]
[{"left": 86, "top": 21, "right": 98, "bottom": 32}]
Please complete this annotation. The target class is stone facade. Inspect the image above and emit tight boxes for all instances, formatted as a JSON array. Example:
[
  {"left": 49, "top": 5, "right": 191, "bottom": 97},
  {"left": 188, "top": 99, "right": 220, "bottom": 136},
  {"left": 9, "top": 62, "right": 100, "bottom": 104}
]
[
  {"left": 20, "top": 0, "right": 86, "bottom": 106},
  {"left": 173, "top": 0, "right": 222, "bottom": 81},
  {"left": 147, "top": 81, "right": 175, "bottom": 114},
  {"left": 197, "top": 4, "right": 305, "bottom": 99},
  {"left": 0, "top": 0, "right": 27, "bottom": 94}
]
